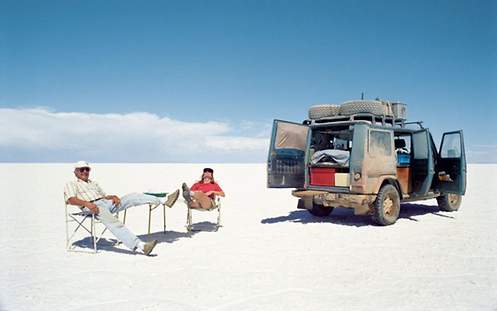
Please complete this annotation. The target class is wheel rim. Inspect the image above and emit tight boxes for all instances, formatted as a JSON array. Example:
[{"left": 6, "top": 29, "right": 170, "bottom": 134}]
[
  {"left": 383, "top": 197, "right": 394, "bottom": 216},
  {"left": 448, "top": 193, "right": 459, "bottom": 205}
]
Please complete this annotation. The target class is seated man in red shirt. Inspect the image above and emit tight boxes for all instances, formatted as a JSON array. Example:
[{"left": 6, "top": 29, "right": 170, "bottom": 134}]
[{"left": 182, "top": 168, "right": 225, "bottom": 209}]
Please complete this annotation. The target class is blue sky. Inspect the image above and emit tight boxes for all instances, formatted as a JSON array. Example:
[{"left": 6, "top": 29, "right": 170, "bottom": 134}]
[{"left": 1, "top": 0, "right": 496, "bottom": 162}]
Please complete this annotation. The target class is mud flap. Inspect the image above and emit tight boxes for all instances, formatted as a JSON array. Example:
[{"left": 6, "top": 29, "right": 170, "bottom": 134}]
[{"left": 297, "top": 197, "right": 313, "bottom": 209}]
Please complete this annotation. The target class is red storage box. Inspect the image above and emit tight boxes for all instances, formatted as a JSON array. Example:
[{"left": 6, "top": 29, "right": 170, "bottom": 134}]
[{"left": 309, "top": 167, "right": 335, "bottom": 186}]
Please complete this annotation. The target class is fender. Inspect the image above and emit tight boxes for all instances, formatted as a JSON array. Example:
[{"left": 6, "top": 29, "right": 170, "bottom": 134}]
[{"left": 371, "top": 175, "right": 402, "bottom": 198}]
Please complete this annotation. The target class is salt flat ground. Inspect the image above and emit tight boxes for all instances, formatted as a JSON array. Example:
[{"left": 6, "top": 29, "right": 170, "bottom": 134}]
[{"left": 0, "top": 163, "right": 496, "bottom": 311}]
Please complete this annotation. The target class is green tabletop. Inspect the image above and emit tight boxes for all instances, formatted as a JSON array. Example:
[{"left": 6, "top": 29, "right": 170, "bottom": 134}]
[{"left": 143, "top": 192, "right": 168, "bottom": 198}]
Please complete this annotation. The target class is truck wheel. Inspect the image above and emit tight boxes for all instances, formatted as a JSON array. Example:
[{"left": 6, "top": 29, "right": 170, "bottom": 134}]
[
  {"left": 437, "top": 193, "right": 462, "bottom": 212},
  {"left": 308, "top": 203, "right": 334, "bottom": 217},
  {"left": 308, "top": 104, "right": 340, "bottom": 119},
  {"left": 339, "top": 100, "right": 393, "bottom": 116},
  {"left": 372, "top": 184, "right": 400, "bottom": 225}
]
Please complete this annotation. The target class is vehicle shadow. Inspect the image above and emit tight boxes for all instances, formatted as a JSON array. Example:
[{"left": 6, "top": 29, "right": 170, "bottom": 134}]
[
  {"left": 260, "top": 203, "right": 454, "bottom": 227},
  {"left": 72, "top": 229, "right": 198, "bottom": 255},
  {"left": 399, "top": 203, "right": 455, "bottom": 221}
]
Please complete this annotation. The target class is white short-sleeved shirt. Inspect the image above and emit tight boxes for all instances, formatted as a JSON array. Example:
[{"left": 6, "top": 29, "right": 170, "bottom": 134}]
[{"left": 64, "top": 179, "right": 106, "bottom": 203}]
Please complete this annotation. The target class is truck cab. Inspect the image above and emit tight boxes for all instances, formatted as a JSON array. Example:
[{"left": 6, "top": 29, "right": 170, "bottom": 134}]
[{"left": 267, "top": 100, "right": 466, "bottom": 225}]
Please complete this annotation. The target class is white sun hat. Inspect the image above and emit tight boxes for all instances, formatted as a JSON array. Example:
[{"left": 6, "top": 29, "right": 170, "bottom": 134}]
[{"left": 74, "top": 161, "right": 91, "bottom": 169}]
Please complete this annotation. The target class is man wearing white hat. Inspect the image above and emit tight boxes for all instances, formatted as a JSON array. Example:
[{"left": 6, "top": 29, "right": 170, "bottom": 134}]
[{"left": 64, "top": 161, "right": 180, "bottom": 256}]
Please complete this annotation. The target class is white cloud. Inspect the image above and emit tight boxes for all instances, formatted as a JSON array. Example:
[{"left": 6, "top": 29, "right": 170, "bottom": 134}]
[
  {"left": 238, "top": 120, "right": 273, "bottom": 138},
  {"left": 205, "top": 136, "right": 268, "bottom": 152},
  {"left": 0, "top": 108, "right": 270, "bottom": 162}
]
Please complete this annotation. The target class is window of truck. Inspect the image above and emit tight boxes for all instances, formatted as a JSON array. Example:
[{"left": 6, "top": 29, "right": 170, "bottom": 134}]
[
  {"left": 369, "top": 129, "right": 392, "bottom": 157},
  {"left": 440, "top": 133, "right": 462, "bottom": 158}
]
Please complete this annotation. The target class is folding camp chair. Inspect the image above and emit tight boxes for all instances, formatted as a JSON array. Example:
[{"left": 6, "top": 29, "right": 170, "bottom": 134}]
[
  {"left": 186, "top": 197, "right": 222, "bottom": 232},
  {"left": 65, "top": 203, "right": 112, "bottom": 253},
  {"left": 65, "top": 199, "right": 130, "bottom": 253}
]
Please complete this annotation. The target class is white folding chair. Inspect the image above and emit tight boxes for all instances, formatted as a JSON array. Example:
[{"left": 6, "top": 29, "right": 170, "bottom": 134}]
[
  {"left": 186, "top": 197, "right": 222, "bottom": 232},
  {"left": 65, "top": 202, "right": 126, "bottom": 253},
  {"left": 65, "top": 203, "right": 105, "bottom": 253}
]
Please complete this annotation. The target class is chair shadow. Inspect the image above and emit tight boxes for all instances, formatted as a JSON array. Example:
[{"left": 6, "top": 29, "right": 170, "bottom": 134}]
[
  {"left": 138, "top": 230, "right": 199, "bottom": 243},
  {"left": 185, "top": 221, "right": 220, "bottom": 232},
  {"left": 72, "top": 237, "right": 136, "bottom": 255},
  {"left": 261, "top": 203, "right": 454, "bottom": 227},
  {"left": 72, "top": 229, "right": 199, "bottom": 255}
]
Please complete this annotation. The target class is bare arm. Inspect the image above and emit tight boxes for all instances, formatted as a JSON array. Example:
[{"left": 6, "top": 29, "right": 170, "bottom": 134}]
[
  {"left": 94, "top": 182, "right": 120, "bottom": 205},
  {"left": 103, "top": 195, "right": 120, "bottom": 205},
  {"left": 214, "top": 184, "right": 225, "bottom": 197},
  {"left": 205, "top": 191, "right": 225, "bottom": 197}
]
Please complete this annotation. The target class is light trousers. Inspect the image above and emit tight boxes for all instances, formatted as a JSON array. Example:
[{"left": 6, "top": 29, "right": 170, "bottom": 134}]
[{"left": 84, "top": 193, "right": 161, "bottom": 251}]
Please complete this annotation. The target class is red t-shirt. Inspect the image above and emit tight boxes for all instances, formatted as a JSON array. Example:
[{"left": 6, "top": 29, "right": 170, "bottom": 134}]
[{"left": 191, "top": 182, "right": 223, "bottom": 198}]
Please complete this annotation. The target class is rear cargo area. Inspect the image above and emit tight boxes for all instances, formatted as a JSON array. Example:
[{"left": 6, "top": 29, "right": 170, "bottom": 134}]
[{"left": 308, "top": 126, "right": 352, "bottom": 187}]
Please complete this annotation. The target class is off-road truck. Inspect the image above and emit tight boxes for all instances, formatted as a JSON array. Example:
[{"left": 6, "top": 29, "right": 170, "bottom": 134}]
[{"left": 267, "top": 100, "right": 466, "bottom": 225}]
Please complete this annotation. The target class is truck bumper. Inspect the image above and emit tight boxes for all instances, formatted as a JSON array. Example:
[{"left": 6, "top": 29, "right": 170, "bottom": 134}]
[{"left": 292, "top": 190, "right": 377, "bottom": 215}]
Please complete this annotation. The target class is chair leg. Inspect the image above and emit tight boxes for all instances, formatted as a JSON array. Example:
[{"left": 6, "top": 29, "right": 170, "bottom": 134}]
[
  {"left": 65, "top": 209, "right": 104, "bottom": 254},
  {"left": 91, "top": 215, "right": 97, "bottom": 253},
  {"left": 163, "top": 204, "right": 166, "bottom": 234},
  {"left": 67, "top": 215, "right": 89, "bottom": 251},
  {"left": 65, "top": 205, "right": 70, "bottom": 250},
  {"left": 148, "top": 204, "right": 152, "bottom": 234},
  {"left": 216, "top": 206, "right": 222, "bottom": 231},
  {"left": 186, "top": 207, "right": 192, "bottom": 232}
]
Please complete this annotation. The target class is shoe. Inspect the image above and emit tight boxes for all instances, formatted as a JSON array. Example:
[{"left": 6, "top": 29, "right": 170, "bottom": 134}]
[
  {"left": 165, "top": 189, "right": 179, "bottom": 207},
  {"left": 143, "top": 240, "right": 158, "bottom": 256},
  {"left": 182, "top": 182, "right": 192, "bottom": 203}
]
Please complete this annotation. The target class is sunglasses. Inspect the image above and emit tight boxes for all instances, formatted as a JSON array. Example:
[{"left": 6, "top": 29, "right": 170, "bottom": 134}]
[{"left": 77, "top": 167, "right": 91, "bottom": 173}]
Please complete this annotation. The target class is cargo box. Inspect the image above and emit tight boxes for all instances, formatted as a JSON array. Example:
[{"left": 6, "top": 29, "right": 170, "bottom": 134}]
[
  {"left": 309, "top": 167, "right": 335, "bottom": 186},
  {"left": 334, "top": 173, "right": 350, "bottom": 187}
]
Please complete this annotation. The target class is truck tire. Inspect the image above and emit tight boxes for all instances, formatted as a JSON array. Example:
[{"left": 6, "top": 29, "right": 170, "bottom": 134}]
[
  {"left": 339, "top": 100, "right": 393, "bottom": 116},
  {"left": 372, "top": 184, "right": 400, "bottom": 225},
  {"left": 308, "top": 202, "right": 334, "bottom": 217},
  {"left": 437, "top": 193, "right": 462, "bottom": 212},
  {"left": 308, "top": 104, "right": 340, "bottom": 119}
]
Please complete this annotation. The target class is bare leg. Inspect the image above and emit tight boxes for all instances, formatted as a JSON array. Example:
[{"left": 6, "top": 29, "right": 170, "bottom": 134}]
[
  {"left": 191, "top": 192, "right": 213, "bottom": 209},
  {"left": 189, "top": 200, "right": 200, "bottom": 209}
]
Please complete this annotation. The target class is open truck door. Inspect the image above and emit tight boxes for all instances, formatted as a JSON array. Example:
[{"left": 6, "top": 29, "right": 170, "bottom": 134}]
[
  {"left": 437, "top": 130, "right": 466, "bottom": 195},
  {"left": 267, "top": 120, "right": 309, "bottom": 188},
  {"left": 411, "top": 129, "right": 435, "bottom": 196}
]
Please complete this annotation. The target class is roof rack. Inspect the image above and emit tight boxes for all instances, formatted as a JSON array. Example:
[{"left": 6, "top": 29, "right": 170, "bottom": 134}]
[
  {"left": 403, "top": 121, "right": 424, "bottom": 129},
  {"left": 306, "top": 112, "right": 407, "bottom": 128}
]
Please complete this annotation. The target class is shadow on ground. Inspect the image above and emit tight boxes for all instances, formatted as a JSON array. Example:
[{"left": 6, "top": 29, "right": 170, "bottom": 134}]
[
  {"left": 72, "top": 229, "right": 199, "bottom": 255},
  {"left": 261, "top": 203, "right": 455, "bottom": 227},
  {"left": 184, "top": 221, "right": 221, "bottom": 232}
]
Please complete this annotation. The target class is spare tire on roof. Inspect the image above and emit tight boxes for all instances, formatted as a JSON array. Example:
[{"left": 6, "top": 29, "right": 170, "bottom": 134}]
[
  {"left": 308, "top": 104, "right": 340, "bottom": 119},
  {"left": 339, "top": 100, "right": 393, "bottom": 117}
]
